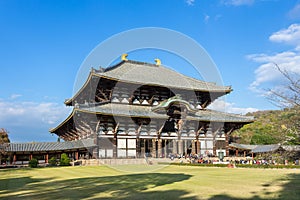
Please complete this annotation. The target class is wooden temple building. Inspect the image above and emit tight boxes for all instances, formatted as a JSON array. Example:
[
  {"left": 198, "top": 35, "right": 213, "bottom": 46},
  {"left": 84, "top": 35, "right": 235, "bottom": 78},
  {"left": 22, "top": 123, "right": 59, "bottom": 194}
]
[
  {"left": 48, "top": 56, "right": 254, "bottom": 159},
  {"left": 1, "top": 56, "right": 254, "bottom": 165}
]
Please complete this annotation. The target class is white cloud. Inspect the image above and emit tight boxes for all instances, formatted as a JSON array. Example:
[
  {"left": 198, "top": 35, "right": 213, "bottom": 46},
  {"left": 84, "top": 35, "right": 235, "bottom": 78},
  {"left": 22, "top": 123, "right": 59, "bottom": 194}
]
[
  {"left": 186, "top": 0, "right": 195, "bottom": 6},
  {"left": 10, "top": 94, "right": 22, "bottom": 100},
  {"left": 204, "top": 14, "right": 210, "bottom": 23},
  {"left": 269, "top": 24, "right": 300, "bottom": 49},
  {"left": 0, "top": 100, "right": 71, "bottom": 127},
  {"left": 248, "top": 51, "right": 300, "bottom": 90},
  {"left": 208, "top": 99, "right": 258, "bottom": 114},
  {"left": 248, "top": 24, "right": 300, "bottom": 92},
  {"left": 223, "top": 0, "right": 254, "bottom": 6},
  {"left": 288, "top": 3, "right": 300, "bottom": 19}
]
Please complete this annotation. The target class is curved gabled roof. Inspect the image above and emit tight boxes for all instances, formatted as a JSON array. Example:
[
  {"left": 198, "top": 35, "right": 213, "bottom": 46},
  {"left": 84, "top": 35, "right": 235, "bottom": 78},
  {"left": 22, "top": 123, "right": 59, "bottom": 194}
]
[
  {"left": 65, "top": 60, "right": 232, "bottom": 105},
  {"left": 50, "top": 103, "right": 254, "bottom": 134},
  {"left": 98, "top": 60, "right": 231, "bottom": 92}
]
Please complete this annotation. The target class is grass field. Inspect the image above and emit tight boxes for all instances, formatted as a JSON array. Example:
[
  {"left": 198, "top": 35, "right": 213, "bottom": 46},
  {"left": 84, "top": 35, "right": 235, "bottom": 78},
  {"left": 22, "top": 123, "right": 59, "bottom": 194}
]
[{"left": 0, "top": 165, "right": 299, "bottom": 200}]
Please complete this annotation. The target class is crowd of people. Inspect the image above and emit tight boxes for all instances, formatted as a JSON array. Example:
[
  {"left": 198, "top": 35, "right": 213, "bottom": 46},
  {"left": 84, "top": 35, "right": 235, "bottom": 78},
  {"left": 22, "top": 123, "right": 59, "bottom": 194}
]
[{"left": 168, "top": 153, "right": 300, "bottom": 166}]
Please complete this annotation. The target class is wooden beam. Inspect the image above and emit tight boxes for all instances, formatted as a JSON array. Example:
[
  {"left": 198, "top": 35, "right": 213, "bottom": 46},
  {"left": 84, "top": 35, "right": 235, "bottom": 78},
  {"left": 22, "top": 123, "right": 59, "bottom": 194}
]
[
  {"left": 69, "top": 130, "right": 79, "bottom": 140},
  {"left": 95, "top": 95, "right": 105, "bottom": 102},
  {"left": 95, "top": 119, "right": 101, "bottom": 134},
  {"left": 114, "top": 122, "right": 120, "bottom": 133},
  {"left": 78, "top": 125, "right": 90, "bottom": 133},
  {"left": 81, "top": 121, "right": 94, "bottom": 134},
  {"left": 97, "top": 88, "right": 108, "bottom": 100},
  {"left": 201, "top": 100, "right": 209, "bottom": 108},
  {"left": 196, "top": 125, "right": 205, "bottom": 135},
  {"left": 64, "top": 131, "right": 76, "bottom": 141},
  {"left": 158, "top": 123, "right": 164, "bottom": 137},
  {"left": 136, "top": 124, "right": 142, "bottom": 136}
]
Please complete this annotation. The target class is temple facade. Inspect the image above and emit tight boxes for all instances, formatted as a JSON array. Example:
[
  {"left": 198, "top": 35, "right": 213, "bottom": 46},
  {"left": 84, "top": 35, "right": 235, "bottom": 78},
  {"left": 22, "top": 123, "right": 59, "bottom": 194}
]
[{"left": 50, "top": 56, "right": 254, "bottom": 159}]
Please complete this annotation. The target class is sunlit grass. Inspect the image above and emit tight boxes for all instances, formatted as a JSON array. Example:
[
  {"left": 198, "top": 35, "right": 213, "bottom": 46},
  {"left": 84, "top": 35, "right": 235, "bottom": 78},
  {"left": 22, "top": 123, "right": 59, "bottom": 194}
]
[{"left": 0, "top": 165, "right": 299, "bottom": 199}]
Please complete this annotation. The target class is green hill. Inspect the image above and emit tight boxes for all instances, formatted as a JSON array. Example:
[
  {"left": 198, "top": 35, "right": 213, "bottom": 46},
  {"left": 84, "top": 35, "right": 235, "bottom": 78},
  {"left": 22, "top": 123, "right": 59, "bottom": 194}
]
[{"left": 232, "top": 107, "right": 300, "bottom": 145}]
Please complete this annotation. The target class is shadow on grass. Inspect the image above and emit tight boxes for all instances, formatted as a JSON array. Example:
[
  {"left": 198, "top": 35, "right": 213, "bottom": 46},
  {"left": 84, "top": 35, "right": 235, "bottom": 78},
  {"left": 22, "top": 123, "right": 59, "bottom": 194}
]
[
  {"left": 0, "top": 173, "right": 195, "bottom": 200},
  {"left": 209, "top": 173, "right": 300, "bottom": 200}
]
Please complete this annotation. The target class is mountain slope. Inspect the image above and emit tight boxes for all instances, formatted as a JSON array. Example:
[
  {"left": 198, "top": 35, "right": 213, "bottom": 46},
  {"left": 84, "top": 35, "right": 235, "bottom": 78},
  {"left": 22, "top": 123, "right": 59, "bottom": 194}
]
[{"left": 232, "top": 107, "right": 300, "bottom": 145}]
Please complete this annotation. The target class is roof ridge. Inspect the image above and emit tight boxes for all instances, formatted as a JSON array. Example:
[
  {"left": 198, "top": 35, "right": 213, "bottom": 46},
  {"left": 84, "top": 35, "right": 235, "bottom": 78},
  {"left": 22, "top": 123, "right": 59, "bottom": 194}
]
[
  {"left": 126, "top": 60, "right": 159, "bottom": 67},
  {"left": 104, "top": 60, "right": 159, "bottom": 73}
]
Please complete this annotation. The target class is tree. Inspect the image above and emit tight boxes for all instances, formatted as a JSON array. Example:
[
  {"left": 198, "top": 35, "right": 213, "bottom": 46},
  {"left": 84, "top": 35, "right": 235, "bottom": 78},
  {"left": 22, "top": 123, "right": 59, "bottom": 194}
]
[
  {"left": 29, "top": 158, "right": 38, "bottom": 168},
  {"left": 265, "top": 64, "right": 300, "bottom": 144},
  {"left": 267, "top": 64, "right": 300, "bottom": 108},
  {"left": 59, "top": 153, "right": 70, "bottom": 166},
  {"left": 0, "top": 128, "right": 10, "bottom": 164},
  {"left": 48, "top": 157, "right": 58, "bottom": 167},
  {"left": 232, "top": 109, "right": 300, "bottom": 145}
]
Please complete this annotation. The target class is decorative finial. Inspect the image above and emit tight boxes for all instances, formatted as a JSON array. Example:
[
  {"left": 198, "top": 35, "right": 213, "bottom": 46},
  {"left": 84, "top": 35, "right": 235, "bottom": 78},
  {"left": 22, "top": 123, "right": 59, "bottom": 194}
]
[
  {"left": 121, "top": 53, "right": 128, "bottom": 61},
  {"left": 155, "top": 58, "right": 161, "bottom": 66}
]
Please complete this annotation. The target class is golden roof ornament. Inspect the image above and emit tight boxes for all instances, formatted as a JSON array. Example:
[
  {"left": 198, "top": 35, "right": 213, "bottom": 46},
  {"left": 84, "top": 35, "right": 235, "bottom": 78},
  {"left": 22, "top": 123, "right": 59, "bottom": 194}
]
[
  {"left": 121, "top": 53, "right": 128, "bottom": 61},
  {"left": 155, "top": 58, "right": 161, "bottom": 66}
]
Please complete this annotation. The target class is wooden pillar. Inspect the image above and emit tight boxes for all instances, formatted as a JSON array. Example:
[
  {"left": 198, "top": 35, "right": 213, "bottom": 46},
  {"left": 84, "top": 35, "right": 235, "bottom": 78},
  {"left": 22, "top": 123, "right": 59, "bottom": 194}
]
[
  {"left": 164, "top": 140, "right": 168, "bottom": 158},
  {"left": 243, "top": 150, "right": 246, "bottom": 157},
  {"left": 141, "top": 139, "right": 145, "bottom": 158},
  {"left": 162, "top": 140, "right": 164, "bottom": 158},
  {"left": 196, "top": 140, "right": 200, "bottom": 154},
  {"left": 158, "top": 139, "right": 162, "bottom": 158},
  {"left": 113, "top": 134, "right": 117, "bottom": 158},
  {"left": 126, "top": 138, "right": 128, "bottom": 158},
  {"left": 235, "top": 149, "right": 238, "bottom": 157},
  {"left": 225, "top": 133, "right": 229, "bottom": 156},
  {"left": 213, "top": 144, "right": 216, "bottom": 156},
  {"left": 172, "top": 140, "right": 177, "bottom": 155},
  {"left": 29, "top": 154, "right": 33, "bottom": 160},
  {"left": 152, "top": 139, "right": 156, "bottom": 158},
  {"left": 184, "top": 140, "right": 187, "bottom": 155},
  {"left": 192, "top": 140, "right": 196, "bottom": 154},
  {"left": 75, "top": 151, "right": 79, "bottom": 160},
  {"left": 13, "top": 154, "right": 16, "bottom": 164},
  {"left": 92, "top": 148, "right": 98, "bottom": 159},
  {"left": 178, "top": 140, "right": 183, "bottom": 156},
  {"left": 136, "top": 138, "right": 140, "bottom": 158},
  {"left": 45, "top": 153, "right": 49, "bottom": 164},
  {"left": 91, "top": 133, "right": 99, "bottom": 159}
]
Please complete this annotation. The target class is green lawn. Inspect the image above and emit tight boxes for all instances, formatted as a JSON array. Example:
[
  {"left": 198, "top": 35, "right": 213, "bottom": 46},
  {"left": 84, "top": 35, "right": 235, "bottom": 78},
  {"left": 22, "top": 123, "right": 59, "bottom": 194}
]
[{"left": 0, "top": 165, "right": 299, "bottom": 200}]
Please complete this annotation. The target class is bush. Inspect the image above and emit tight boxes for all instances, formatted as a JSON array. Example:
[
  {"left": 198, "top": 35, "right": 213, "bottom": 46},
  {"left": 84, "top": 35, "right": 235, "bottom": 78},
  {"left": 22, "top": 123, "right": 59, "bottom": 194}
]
[
  {"left": 29, "top": 158, "right": 38, "bottom": 168},
  {"left": 60, "top": 153, "right": 70, "bottom": 166},
  {"left": 48, "top": 157, "right": 57, "bottom": 167}
]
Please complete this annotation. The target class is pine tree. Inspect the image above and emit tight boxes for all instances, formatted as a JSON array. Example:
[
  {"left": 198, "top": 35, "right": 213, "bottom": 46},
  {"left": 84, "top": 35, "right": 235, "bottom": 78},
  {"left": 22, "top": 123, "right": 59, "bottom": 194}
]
[{"left": 0, "top": 128, "right": 10, "bottom": 164}]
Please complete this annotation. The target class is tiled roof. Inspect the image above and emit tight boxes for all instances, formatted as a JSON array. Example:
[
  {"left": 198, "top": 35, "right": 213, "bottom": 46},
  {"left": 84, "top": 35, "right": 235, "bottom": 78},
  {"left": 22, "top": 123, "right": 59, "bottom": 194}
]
[
  {"left": 4, "top": 138, "right": 95, "bottom": 152},
  {"left": 251, "top": 144, "right": 280, "bottom": 153},
  {"left": 81, "top": 103, "right": 168, "bottom": 119},
  {"left": 229, "top": 143, "right": 257, "bottom": 150},
  {"left": 80, "top": 103, "right": 254, "bottom": 123},
  {"left": 96, "top": 60, "right": 232, "bottom": 92},
  {"left": 51, "top": 102, "right": 253, "bottom": 133}
]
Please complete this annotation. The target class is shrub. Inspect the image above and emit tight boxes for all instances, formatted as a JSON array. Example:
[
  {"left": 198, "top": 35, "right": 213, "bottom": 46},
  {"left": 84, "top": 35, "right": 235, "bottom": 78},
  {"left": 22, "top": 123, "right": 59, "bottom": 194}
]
[
  {"left": 29, "top": 158, "right": 38, "bottom": 168},
  {"left": 60, "top": 153, "right": 70, "bottom": 166},
  {"left": 48, "top": 157, "right": 57, "bottom": 167}
]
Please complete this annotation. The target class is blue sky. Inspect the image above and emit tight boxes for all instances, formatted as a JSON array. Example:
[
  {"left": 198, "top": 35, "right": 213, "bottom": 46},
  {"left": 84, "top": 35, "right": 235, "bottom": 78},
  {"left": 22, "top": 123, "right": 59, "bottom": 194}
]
[{"left": 1, "top": 0, "right": 300, "bottom": 142}]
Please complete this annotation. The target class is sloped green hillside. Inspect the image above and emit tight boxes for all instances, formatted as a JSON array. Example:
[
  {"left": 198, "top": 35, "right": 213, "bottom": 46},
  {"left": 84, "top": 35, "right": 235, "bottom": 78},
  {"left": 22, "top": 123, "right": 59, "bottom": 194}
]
[{"left": 232, "top": 107, "right": 300, "bottom": 145}]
